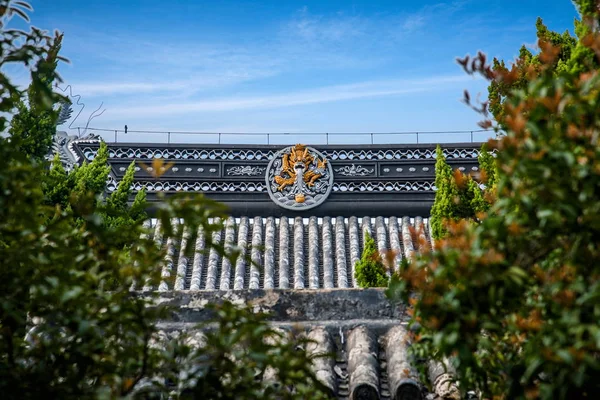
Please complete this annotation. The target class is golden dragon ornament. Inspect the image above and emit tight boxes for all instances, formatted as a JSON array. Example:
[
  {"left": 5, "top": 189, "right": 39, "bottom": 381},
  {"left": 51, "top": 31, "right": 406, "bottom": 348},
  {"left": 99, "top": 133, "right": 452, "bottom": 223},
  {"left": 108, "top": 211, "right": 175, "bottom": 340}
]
[{"left": 266, "top": 144, "right": 333, "bottom": 210}]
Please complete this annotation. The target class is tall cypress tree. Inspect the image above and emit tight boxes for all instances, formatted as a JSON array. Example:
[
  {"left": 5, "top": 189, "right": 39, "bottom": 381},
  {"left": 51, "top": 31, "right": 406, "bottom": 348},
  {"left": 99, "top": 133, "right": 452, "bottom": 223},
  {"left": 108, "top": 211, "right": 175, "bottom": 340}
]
[
  {"left": 430, "top": 146, "right": 460, "bottom": 239},
  {"left": 430, "top": 145, "right": 496, "bottom": 240},
  {"left": 104, "top": 161, "right": 147, "bottom": 238},
  {"left": 478, "top": 143, "right": 498, "bottom": 190},
  {"left": 43, "top": 153, "right": 71, "bottom": 209}
]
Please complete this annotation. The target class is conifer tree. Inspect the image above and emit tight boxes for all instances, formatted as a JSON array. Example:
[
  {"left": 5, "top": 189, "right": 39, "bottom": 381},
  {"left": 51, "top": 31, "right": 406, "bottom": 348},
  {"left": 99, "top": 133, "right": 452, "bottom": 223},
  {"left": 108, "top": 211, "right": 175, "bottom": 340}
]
[
  {"left": 69, "top": 142, "right": 111, "bottom": 199},
  {"left": 468, "top": 178, "right": 488, "bottom": 215},
  {"left": 43, "top": 153, "right": 71, "bottom": 208},
  {"left": 430, "top": 146, "right": 459, "bottom": 239},
  {"left": 104, "top": 161, "right": 147, "bottom": 237},
  {"left": 478, "top": 144, "right": 498, "bottom": 190},
  {"left": 355, "top": 232, "right": 389, "bottom": 287},
  {"left": 430, "top": 145, "right": 496, "bottom": 240},
  {"left": 44, "top": 142, "right": 147, "bottom": 245}
]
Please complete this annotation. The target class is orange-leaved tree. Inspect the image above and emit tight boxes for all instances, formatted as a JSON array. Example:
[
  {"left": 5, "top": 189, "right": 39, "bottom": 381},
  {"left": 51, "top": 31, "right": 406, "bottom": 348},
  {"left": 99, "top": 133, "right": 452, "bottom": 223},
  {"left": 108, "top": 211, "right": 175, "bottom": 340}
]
[{"left": 388, "top": 1, "right": 600, "bottom": 398}]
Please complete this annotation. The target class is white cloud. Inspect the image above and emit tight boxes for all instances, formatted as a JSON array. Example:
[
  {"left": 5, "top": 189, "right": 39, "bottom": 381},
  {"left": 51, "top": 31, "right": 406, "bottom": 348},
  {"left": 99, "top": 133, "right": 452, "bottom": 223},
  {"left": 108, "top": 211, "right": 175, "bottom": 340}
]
[
  {"left": 285, "top": 7, "right": 367, "bottom": 43},
  {"left": 72, "top": 82, "right": 182, "bottom": 96},
  {"left": 54, "top": 0, "right": 484, "bottom": 129},
  {"left": 104, "top": 74, "right": 471, "bottom": 118},
  {"left": 401, "top": 14, "right": 426, "bottom": 32},
  {"left": 59, "top": 1, "right": 477, "bottom": 102},
  {"left": 60, "top": 32, "right": 280, "bottom": 97},
  {"left": 69, "top": 68, "right": 276, "bottom": 98}
]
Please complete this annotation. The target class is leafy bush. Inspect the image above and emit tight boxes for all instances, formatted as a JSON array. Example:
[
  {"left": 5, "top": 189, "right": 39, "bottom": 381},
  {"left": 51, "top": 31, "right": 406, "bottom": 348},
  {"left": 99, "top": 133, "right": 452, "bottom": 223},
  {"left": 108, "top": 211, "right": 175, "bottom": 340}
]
[
  {"left": 1, "top": 87, "right": 331, "bottom": 400},
  {"left": 0, "top": 3, "right": 333, "bottom": 398},
  {"left": 389, "top": 2, "right": 600, "bottom": 398},
  {"left": 8, "top": 32, "right": 65, "bottom": 161},
  {"left": 488, "top": 15, "right": 595, "bottom": 123},
  {"left": 0, "top": 1, "right": 65, "bottom": 133},
  {"left": 355, "top": 232, "right": 389, "bottom": 287}
]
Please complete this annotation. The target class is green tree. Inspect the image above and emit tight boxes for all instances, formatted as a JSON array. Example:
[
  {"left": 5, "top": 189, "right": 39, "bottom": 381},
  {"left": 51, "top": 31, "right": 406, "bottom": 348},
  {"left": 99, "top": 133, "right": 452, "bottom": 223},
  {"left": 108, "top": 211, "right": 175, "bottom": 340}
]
[
  {"left": 43, "top": 153, "right": 72, "bottom": 208},
  {"left": 0, "top": 0, "right": 65, "bottom": 132},
  {"left": 430, "top": 145, "right": 494, "bottom": 240},
  {"left": 488, "top": 5, "right": 599, "bottom": 124},
  {"left": 430, "top": 146, "right": 458, "bottom": 239},
  {"left": 1, "top": 130, "right": 332, "bottom": 400},
  {"left": 8, "top": 32, "right": 65, "bottom": 161},
  {"left": 1, "top": 4, "right": 332, "bottom": 398},
  {"left": 43, "top": 142, "right": 147, "bottom": 247},
  {"left": 4, "top": 0, "right": 147, "bottom": 246},
  {"left": 355, "top": 232, "right": 389, "bottom": 287},
  {"left": 103, "top": 161, "right": 148, "bottom": 234},
  {"left": 389, "top": 1, "right": 600, "bottom": 398},
  {"left": 478, "top": 143, "right": 498, "bottom": 191}
]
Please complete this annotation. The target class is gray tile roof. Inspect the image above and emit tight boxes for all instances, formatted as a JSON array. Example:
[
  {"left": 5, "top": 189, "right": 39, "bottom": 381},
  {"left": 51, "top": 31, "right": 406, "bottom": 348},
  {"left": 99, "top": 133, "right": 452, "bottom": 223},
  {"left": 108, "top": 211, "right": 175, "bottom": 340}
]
[
  {"left": 158, "top": 324, "right": 458, "bottom": 400},
  {"left": 156, "top": 290, "right": 460, "bottom": 400},
  {"left": 135, "top": 216, "right": 432, "bottom": 291},
  {"left": 142, "top": 218, "right": 452, "bottom": 399}
]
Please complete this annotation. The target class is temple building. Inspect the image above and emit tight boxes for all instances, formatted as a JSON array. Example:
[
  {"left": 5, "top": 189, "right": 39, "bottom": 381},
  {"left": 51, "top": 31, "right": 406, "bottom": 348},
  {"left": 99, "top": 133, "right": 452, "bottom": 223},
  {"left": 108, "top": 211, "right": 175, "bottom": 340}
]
[{"left": 56, "top": 133, "right": 484, "bottom": 399}]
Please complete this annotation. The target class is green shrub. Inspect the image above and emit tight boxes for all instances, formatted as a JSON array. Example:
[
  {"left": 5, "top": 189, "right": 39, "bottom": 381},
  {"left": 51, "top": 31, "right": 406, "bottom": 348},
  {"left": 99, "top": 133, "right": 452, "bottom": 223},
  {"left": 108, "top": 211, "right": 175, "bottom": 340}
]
[
  {"left": 0, "top": 4, "right": 332, "bottom": 397},
  {"left": 389, "top": 2, "right": 600, "bottom": 397},
  {"left": 8, "top": 33, "right": 64, "bottom": 161},
  {"left": 355, "top": 232, "right": 389, "bottom": 287}
]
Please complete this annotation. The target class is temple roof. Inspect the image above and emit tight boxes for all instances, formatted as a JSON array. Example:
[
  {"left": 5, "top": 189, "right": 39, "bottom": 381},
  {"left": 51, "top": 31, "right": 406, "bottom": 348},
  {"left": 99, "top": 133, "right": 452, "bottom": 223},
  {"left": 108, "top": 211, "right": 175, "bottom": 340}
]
[
  {"left": 56, "top": 134, "right": 484, "bottom": 217},
  {"left": 156, "top": 289, "right": 461, "bottom": 400},
  {"left": 55, "top": 134, "right": 475, "bottom": 399},
  {"left": 135, "top": 215, "right": 431, "bottom": 292}
]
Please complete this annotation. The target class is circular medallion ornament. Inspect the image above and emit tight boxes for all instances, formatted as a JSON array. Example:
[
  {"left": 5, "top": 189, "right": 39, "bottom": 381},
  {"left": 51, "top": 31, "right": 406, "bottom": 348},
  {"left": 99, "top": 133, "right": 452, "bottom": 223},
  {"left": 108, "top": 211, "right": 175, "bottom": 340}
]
[{"left": 266, "top": 144, "right": 333, "bottom": 210}]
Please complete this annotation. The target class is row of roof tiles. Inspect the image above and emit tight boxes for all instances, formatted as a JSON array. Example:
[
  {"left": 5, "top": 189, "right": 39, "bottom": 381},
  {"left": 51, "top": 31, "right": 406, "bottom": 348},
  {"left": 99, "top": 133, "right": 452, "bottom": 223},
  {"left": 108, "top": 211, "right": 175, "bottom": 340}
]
[
  {"left": 156, "top": 323, "right": 460, "bottom": 400},
  {"left": 134, "top": 216, "right": 432, "bottom": 291}
]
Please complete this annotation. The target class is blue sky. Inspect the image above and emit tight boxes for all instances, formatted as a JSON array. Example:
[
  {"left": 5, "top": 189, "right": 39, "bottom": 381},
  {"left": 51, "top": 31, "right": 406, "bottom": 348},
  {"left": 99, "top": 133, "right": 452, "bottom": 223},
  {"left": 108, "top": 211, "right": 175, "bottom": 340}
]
[{"left": 7, "top": 1, "right": 580, "bottom": 143}]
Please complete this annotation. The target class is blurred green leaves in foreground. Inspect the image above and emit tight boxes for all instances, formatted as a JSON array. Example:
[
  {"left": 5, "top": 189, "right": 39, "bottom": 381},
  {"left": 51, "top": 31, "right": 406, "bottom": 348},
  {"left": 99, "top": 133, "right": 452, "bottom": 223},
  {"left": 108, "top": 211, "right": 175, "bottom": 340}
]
[
  {"left": 388, "top": 1, "right": 600, "bottom": 398},
  {"left": 0, "top": 1, "right": 331, "bottom": 398}
]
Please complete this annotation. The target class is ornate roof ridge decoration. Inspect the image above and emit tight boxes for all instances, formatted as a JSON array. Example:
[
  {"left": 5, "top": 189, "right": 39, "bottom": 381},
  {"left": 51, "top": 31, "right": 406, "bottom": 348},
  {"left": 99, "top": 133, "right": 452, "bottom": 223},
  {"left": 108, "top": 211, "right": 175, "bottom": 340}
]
[
  {"left": 65, "top": 136, "right": 486, "bottom": 216},
  {"left": 123, "top": 180, "right": 435, "bottom": 193},
  {"left": 78, "top": 144, "right": 489, "bottom": 162},
  {"left": 334, "top": 164, "right": 374, "bottom": 176},
  {"left": 266, "top": 144, "right": 333, "bottom": 210},
  {"left": 226, "top": 165, "right": 266, "bottom": 176},
  {"left": 49, "top": 131, "right": 102, "bottom": 171}
]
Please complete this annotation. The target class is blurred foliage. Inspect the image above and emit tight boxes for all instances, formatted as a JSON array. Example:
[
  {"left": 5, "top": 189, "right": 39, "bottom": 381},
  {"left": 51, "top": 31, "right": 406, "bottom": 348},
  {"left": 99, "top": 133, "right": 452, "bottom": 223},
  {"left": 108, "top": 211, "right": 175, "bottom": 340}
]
[
  {"left": 1, "top": 129, "right": 168, "bottom": 398},
  {"left": 0, "top": 2, "right": 332, "bottom": 398},
  {"left": 1, "top": 0, "right": 67, "bottom": 142},
  {"left": 389, "top": 1, "right": 600, "bottom": 398},
  {"left": 430, "top": 145, "right": 496, "bottom": 239},
  {"left": 9, "top": 98, "right": 58, "bottom": 161},
  {"left": 153, "top": 302, "right": 332, "bottom": 400},
  {"left": 3, "top": 1, "right": 145, "bottom": 242},
  {"left": 488, "top": 2, "right": 599, "bottom": 124},
  {"left": 8, "top": 31, "right": 66, "bottom": 161},
  {"left": 355, "top": 231, "right": 389, "bottom": 287}
]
